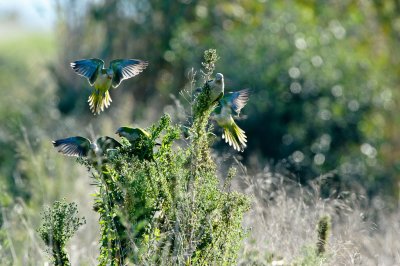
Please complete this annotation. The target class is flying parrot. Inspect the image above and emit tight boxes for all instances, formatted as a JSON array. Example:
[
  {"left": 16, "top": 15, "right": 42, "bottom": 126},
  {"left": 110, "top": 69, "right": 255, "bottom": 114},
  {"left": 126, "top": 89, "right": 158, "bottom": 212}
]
[
  {"left": 70, "top": 58, "right": 148, "bottom": 114},
  {"left": 212, "top": 89, "right": 250, "bottom": 152},
  {"left": 115, "top": 127, "right": 151, "bottom": 143},
  {"left": 52, "top": 136, "right": 121, "bottom": 158},
  {"left": 220, "top": 88, "right": 250, "bottom": 117},
  {"left": 206, "top": 73, "right": 225, "bottom": 104}
]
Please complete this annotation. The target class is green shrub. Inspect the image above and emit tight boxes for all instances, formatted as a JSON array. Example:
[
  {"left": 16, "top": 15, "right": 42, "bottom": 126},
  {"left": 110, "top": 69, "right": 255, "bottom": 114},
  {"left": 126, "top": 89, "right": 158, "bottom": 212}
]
[
  {"left": 38, "top": 199, "right": 86, "bottom": 266},
  {"left": 49, "top": 50, "right": 250, "bottom": 265}
]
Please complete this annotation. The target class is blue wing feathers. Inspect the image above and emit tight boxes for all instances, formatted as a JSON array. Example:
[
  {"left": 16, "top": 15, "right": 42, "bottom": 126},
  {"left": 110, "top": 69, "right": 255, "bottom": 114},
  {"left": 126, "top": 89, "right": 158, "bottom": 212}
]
[{"left": 70, "top": 58, "right": 104, "bottom": 85}]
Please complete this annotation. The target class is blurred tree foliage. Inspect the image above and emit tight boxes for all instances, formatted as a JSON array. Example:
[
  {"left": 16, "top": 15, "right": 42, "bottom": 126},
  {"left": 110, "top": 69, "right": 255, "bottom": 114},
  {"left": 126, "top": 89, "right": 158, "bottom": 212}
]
[{"left": 52, "top": 0, "right": 400, "bottom": 198}]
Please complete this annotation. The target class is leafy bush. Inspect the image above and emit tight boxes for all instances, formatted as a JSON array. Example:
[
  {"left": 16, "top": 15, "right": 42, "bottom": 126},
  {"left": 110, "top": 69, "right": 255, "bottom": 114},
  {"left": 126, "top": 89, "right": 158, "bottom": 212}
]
[
  {"left": 38, "top": 199, "right": 86, "bottom": 266},
  {"left": 45, "top": 50, "right": 250, "bottom": 265}
]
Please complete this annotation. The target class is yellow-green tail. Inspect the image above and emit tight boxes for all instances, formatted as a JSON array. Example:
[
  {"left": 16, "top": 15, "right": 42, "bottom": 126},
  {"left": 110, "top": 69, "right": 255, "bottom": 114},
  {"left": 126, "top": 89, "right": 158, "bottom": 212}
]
[
  {"left": 88, "top": 90, "right": 112, "bottom": 114},
  {"left": 222, "top": 122, "right": 247, "bottom": 152}
]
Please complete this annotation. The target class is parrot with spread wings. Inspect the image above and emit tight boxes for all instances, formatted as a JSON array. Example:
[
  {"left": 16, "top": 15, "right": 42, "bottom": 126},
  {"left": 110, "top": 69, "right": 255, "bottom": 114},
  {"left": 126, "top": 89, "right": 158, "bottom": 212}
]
[
  {"left": 52, "top": 136, "right": 121, "bottom": 158},
  {"left": 70, "top": 58, "right": 148, "bottom": 114},
  {"left": 212, "top": 89, "right": 250, "bottom": 152}
]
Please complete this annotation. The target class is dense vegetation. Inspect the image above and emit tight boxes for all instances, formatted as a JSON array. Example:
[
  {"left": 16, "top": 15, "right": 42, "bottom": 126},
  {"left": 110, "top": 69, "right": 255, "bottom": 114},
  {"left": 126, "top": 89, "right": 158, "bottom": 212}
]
[
  {"left": 37, "top": 50, "right": 250, "bottom": 265},
  {"left": 1, "top": 0, "right": 400, "bottom": 265}
]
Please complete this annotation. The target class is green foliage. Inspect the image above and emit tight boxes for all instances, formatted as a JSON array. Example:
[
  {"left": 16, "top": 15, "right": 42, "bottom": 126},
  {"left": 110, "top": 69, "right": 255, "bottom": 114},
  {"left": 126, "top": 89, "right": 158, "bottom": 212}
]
[
  {"left": 38, "top": 199, "right": 86, "bottom": 266},
  {"left": 316, "top": 215, "right": 331, "bottom": 256},
  {"left": 68, "top": 50, "right": 250, "bottom": 265},
  {"left": 201, "top": 49, "right": 220, "bottom": 82},
  {"left": 51, "top": 0, "right": 400, "bottom": 198},
  {"left": 291, "top": 246, "right": 327, "bottom": 266}
]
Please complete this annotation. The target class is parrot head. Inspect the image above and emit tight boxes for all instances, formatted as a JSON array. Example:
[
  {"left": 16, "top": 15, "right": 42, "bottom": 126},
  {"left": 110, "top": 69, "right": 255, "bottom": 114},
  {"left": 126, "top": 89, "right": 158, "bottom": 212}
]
[
  {"left": 116, "top": 127, "right": 139, "bottom": 140},
  {"left": 106, "top": 68, "right": 113, "bottom": 79},
  {"left": 115, "top": 127, "right": 131, "bottom": 138},
  {"left": 215, "top": 73, "right": 224, "bottom": 84},
  {"left": 90, "top": 142, "right": 100, "bottom": 154}
]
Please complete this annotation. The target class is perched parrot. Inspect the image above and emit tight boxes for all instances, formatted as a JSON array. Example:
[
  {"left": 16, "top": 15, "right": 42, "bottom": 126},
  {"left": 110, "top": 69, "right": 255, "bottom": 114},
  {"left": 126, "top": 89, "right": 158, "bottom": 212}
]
[
  {"left": 115, "top": 126, "right": 159, "bottom": 160},
  {"left": 206, "top": 73, "right": 225, "bottom": 103},
  {"left": 115, "top": 127, "right": 151, "bottom": 143},
  {"left": 52, "top": 136, "right": 121, "bottom": 158},
  {"left": 70, "top": 58, "right": 148, "bottom": 114},
  {"left": 212, "top": 89, "right": 250, "bottom": 152}
]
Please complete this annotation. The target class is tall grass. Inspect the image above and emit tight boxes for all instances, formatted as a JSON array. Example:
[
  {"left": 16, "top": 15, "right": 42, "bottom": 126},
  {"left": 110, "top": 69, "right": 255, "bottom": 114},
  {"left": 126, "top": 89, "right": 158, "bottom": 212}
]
[{"left": 237, "top": 163, "right": 400, "bottom": 265}]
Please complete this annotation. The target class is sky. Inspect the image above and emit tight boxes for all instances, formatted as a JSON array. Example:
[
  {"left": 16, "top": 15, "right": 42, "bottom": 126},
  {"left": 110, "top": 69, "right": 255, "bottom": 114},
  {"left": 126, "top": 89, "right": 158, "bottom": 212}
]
[{"left": 0, "top": 0, "right": 55, "bottom": 31}]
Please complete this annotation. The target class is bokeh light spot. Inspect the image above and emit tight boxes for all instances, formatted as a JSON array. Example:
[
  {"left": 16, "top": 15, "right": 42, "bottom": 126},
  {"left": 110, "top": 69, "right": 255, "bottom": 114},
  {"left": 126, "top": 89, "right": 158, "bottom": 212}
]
[
  {"left": 360, "top": 143, "right": 377, "bottom": 158},
  {"left": 331, "top": 85, "right": 343, "bottom": 97},
  {"left": 295, "top": 37, "right": 307, "bottom": 50},
  {"left": 290, "top": 82, "right": 302, "bottom": 94},
  {"left": 288, "top": 67, "right": 301, "bottom": 79},
  {"left": 311, "top": 55, "right": 323, "bottom": 67},
  {"left": 314, "top": 153, "right": 325, "bottom": 165},
  {"left": 348, "top": 100, "right": 359, "bottom": 112},
  {"left": 319, "top": 109, "right": 332, "bottom": 120},
  {"left": 292, "top": 150, "right": 305, "bottom": 163}
]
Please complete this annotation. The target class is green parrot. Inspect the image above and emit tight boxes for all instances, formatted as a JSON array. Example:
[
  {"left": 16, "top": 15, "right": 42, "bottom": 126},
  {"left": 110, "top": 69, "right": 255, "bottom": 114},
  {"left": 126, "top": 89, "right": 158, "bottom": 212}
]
[
  {"left": 115, "top": 127, "right": 151, "bottom": 143},
  {"left": 52, "top": 136, "right": 121, "bottom": 158},
  {"left": 70, "top": 58, "right": 148, "bottom": 114},
  {"left": 206, "top": 73, "right": 225, "bottom": 103},
  {"left": 115, "top": 126, "right": 159, "bottom": 160},
  {"left": 212, "top": 89, "right": 250, "bottom": 152}
]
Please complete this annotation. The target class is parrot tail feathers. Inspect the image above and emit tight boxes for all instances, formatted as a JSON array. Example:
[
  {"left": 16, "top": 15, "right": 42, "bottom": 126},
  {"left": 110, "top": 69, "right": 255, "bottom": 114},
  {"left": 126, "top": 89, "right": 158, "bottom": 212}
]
[
  {"left": 88, "top": 91, "right": 112, "bottom": 114},
  {"left": 222, "top": 122, "right": 247, "bottom": 152}
]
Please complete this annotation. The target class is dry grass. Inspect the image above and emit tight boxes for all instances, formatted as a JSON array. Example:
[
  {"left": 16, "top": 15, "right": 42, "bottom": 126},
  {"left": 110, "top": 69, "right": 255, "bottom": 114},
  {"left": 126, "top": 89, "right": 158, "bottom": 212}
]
[{"left": 235, "top": 162, "right": 400, "bottom": 265}]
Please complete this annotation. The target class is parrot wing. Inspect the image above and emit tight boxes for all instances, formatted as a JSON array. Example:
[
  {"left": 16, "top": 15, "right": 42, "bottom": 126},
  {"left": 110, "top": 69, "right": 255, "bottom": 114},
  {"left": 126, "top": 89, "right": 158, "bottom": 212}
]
[
  {"left": 223, "top": 89, "right": 250, "bottom": 116},
  {"left": 70, "top": 58, "right": 104, "bottom": 85},
  {"left": 136, "top": 128, "right": 151, "bottom": 139},
  {"left": 52, "top": 136, "right": 91, "bottom": 157},
  {"left": 96, "top": 136, "right": 122, "bottom": 151},
  {"left": 110, "top": 59, "right": 148, "bottom": 88},
  {"left": 116, "top": 127, "right": 151, "bottom": 142}
]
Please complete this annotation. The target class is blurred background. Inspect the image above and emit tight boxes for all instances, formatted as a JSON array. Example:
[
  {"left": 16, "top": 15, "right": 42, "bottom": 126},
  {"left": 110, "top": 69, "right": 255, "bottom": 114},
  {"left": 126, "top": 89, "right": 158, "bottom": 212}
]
[{"left": 1, "top": 0, "right": 400, "bottom": 264}]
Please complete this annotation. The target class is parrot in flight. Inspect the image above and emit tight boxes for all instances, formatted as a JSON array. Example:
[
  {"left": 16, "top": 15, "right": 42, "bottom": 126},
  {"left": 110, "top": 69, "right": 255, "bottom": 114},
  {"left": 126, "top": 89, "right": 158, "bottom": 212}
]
[
  {"left": 52, "top": 136, "right": 121, "bottom": 158},
  {"left": 70, "top": 58, "right": 148, "bottom": 114},
  {"left": 115, "top": 127, "right": 151, "bottom": 143},
  {"left": 212, "top": 89, "right": 250, "bottom": 152}
]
